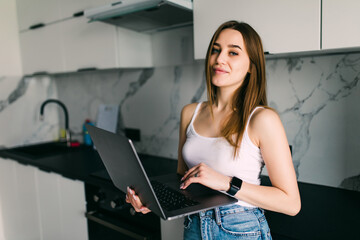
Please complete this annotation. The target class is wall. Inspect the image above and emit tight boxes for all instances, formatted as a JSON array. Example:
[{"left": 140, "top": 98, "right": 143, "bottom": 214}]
[{"left": 53, "top": 52, "right": 360, "bottom": 192}]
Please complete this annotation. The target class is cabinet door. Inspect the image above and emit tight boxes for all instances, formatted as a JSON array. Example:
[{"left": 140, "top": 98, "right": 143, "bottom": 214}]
[
  {"left": 152, "top": 26, "right": 194, "bottom": 67},
  {"left": 62, "top": 17, "right": 118, "bottom": 72},
  {"left": 36, "top": 170, "right": 87, "bottom": 240},
  {"left": 0, "top": 159, "right": 42, "bottom": 240},
  {"left": 322, "top": 0, "right": 360, "bottom": 49},
  {"left": 58, "top": 176, "right": 87, "bottom": 240},
  {"left": 117, "top": 27, "right": 153, "bottom": 68},
  {"left": 193, "top": 0, "right": 321, "bottom": 59},
  {"left": 59, "top": 0, "right": 111, "bottom": 19},
  {"left": 0, "top": 0, "right": 22, "bottom": 76},
  {"left": 36, "top": 170, "right": 64, "bottom": 240},
  {"left": 19, "top": 24, "right": 65, "bottom": 75},
  {"left": 16, "top": 0, "right": 61, "bottom": 31}
]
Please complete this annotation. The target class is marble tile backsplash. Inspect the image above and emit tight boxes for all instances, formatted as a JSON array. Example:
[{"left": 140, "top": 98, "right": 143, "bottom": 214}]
[
  {"left": 53, "top": 53, "right": 360, "bottom": 191},
  {"left": 1, "top": 52, "right": 359, "bottom": 192},
  {"left": 0, "top": 75, "right": 59, "bottom": 147}
]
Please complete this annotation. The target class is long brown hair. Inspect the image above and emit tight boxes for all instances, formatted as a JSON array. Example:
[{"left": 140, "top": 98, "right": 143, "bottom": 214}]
[{"left": 205, "top": 21, "right": 268, "bottom": 157}]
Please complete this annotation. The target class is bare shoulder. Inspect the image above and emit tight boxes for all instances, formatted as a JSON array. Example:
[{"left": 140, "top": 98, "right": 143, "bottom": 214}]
[
  {"left": 181, "top": 102, "right": 199, "bottom": 121},
  {"left": 251, "top": 107, "right": 280, "bottom": 126},
  {"left": 249, "top": 107, "right": 283, "bottom": 138}
]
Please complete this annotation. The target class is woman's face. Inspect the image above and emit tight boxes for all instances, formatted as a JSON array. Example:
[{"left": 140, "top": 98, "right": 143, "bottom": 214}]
[{"left": 209, "top": 29, "right": 250, "bottom": 91}]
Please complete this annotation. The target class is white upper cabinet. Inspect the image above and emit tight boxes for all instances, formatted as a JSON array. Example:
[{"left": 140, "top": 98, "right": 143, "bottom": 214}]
[
  {"left": 322, "top": 0, "right": 360, "bottom": 50},
  {"left": 59, "top": 0, "right": 111, "bottom": 19},
  {"left": 16, "top": 0, "right": 61, "bottom": 31},
  {"left": 151, "top": 26, "right": 194, "bottom": 67},
  {"left": 116, "top": 27, "right": 153, "bottom": 68},
  {"left": 62, "top": 17, "right": 118, "bottom": 72},
  {"left": 16, "top": 0, "right": 111, "bottom": 31},
  {"left": 193, "top": 0, "right": 321, "bottom": 59},
  {"left": 62, "top": 17, "right": 153, "bottom": 72},
  {"left": 19, "top": 23, "right": 65, "bottom": 75}
]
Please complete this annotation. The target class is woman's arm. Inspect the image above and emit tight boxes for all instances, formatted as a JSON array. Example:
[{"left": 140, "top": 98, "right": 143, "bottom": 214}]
[
  {"left": 239, "top": 108, "right": 301, "bottom": 216},
  {"left": 181, "top": 108, "right": 301, "bottom": 216}
]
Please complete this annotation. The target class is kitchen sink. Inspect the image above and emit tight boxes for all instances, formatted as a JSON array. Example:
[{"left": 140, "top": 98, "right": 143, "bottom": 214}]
[{"left": 4, "top": 141, "right": 85, "bottom": 159}]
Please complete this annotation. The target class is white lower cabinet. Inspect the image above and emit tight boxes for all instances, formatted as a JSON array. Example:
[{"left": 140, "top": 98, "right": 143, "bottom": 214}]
[
  {"left": 0, "top": 157, "right": 41, "bottom": 240},
  {"left": 161, "top": 217, "right": 184, "bottom": 240},
  {"left": 0, "top": 157, "right": 88, "bottom": 240}
]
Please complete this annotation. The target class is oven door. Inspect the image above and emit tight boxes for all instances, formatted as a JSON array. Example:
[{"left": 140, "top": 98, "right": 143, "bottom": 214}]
[{"left": 86, "top": 211, "right": 158, "bottom": 240}]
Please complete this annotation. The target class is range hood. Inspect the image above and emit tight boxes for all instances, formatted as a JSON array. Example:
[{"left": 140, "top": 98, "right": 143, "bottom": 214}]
[{"left": 84, "top": 0, "right": 193, "bottom": 33}]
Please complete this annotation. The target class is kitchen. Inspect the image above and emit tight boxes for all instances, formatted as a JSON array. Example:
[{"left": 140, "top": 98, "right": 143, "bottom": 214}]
[{"left": 1, "top": 0, "right": 360, "bottom": 239}]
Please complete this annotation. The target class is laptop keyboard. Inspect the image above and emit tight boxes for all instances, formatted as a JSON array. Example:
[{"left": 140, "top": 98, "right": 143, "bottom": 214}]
[{"left": 151, "top": 180, "right": 199, "bottom": 211}]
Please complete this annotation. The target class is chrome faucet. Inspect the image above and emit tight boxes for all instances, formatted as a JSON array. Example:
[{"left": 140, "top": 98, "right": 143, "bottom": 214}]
[{"left": 40, "top": 99, "right": 71, "bottom": 146}]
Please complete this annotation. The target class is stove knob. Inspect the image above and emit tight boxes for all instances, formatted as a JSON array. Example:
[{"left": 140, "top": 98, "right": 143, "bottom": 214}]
[
  {"left": 110, "top": 198, "right": 124, "bottom": 209},
  {"left": 93, "top": 191, "right": 106, "bottom": 203},
  {"left": 129, "top": 207, "right": 136, "bottom": 216}
]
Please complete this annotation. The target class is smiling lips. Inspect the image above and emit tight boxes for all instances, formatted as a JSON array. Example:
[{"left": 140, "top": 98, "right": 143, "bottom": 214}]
[{"left": 213, "top": 67, "right": 228, "bottom": 74}]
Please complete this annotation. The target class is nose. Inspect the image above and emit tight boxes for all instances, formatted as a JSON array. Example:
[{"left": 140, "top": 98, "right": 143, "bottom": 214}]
[{"left": 215, "top": 50, "right": 226, "bottom": 65}]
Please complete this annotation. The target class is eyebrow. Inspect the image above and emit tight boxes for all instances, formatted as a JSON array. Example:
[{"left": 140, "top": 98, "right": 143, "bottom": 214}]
[{"left": 214, "top": 43, "right": 242, "bottom": 50}]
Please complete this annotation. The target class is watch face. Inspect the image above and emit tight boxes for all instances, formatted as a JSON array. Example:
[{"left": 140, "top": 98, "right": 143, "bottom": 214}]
[{"left": 232, "top": 177, "right": 243, "bottom": 188}]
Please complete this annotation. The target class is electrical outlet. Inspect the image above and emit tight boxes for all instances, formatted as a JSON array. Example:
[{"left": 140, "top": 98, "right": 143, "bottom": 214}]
[{"left": 125, "top": 128, "right": 141, "bottom": 142}]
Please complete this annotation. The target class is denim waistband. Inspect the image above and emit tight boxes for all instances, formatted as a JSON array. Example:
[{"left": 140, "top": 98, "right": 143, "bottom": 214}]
[
  {"left": 196, "top": 204, "right": 264, "bottom": 227},
  {"left": 198, "top": 204, "right": 260, "bottom": 219}
]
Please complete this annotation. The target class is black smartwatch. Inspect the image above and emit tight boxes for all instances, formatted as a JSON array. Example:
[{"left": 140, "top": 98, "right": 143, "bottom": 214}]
[{"left": 226, "top": 177, "right": 243, "bottom": 196}]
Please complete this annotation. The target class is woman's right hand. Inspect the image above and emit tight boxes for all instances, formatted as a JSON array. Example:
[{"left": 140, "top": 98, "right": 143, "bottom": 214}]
[{"left": 125, "top": 187, "right": 151, "bottom": 214}]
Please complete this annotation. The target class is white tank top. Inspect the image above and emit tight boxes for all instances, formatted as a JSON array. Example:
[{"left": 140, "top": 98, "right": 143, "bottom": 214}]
[{"left": 182, "top": 102, "right": 265, "bottom": 208}]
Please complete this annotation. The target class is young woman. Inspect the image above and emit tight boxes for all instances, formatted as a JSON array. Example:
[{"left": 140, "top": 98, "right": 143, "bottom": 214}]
[{"left": 127, "top": 21, "right": 301, "bottom": 239}]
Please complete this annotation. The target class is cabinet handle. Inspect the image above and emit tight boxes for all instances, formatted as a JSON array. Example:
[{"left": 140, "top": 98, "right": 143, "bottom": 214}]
[
  {"left": 77, "top": 67, "right": 97, "bottom": 72},
  {"left": 73, "top": 11, "right": 84, "bottom": 17},
  {"left": 111, "top": 1, "right": 123, "bottom": 7},
  {"left": 32, "top": 71, "right": 49, "bottom": 76},
  {"left": 29, "top": 23, "right": 45, "bottom": 30}
]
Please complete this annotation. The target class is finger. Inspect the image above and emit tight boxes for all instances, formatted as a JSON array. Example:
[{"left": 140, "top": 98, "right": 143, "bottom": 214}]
[
  {"left": 181, "top": 165, "right": 199, "bottom": 181},
  {"left": 180, "top": 175, "right": 200, "bottom": 189},
  {"left": 181, "top": 165, "right": 198, "bottom": 180},
  {"left": 140, "top": 206, "right": 151, "bottom": 214},
  {"left": 128, "top": 188, "right": 146, "bottom": 211}
]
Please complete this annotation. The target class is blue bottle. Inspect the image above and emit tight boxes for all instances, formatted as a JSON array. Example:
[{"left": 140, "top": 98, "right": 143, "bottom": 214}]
[{"left": 83, "top": 119, "right": 94, "bottom": 146}]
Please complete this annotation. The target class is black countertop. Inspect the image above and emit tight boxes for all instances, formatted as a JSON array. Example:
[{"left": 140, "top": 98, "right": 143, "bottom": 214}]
[{"left": 0, "top": 142, "right": 178, "bottom": 190}]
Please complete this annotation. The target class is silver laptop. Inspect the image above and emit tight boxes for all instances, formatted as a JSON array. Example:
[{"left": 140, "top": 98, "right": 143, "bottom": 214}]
[{"left": 87, "top": 125, "right": 237, "bottom": 220}]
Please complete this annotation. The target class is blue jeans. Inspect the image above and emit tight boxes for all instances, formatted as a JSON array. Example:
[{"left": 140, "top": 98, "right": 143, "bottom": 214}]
[{"left": 184, "top": 204, "right": 272, "bottom": 240}]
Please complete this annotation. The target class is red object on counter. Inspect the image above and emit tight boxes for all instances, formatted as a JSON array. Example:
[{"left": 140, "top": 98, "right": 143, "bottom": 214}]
[{"left": 70, "top": 141, "right": 80, "bottom": 147}]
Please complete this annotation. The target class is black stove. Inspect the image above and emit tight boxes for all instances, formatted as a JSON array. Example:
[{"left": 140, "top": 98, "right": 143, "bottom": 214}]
[{"left": 85, "top": 154, "right": 177, "bottom": 240}]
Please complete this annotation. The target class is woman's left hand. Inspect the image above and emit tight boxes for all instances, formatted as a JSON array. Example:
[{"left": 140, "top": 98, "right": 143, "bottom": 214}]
[{"left": 180, "top": 163, "right": 231, "bottom": 191}]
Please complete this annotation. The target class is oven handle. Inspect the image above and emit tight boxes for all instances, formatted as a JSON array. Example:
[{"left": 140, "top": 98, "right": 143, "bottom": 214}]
[{"left": 85, "top": 211, "right": 150, "bottom": 240}]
